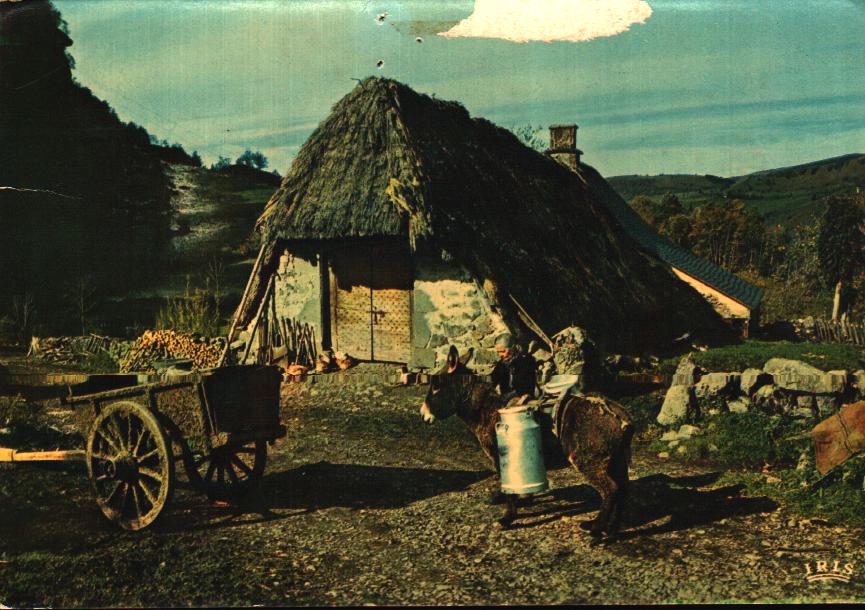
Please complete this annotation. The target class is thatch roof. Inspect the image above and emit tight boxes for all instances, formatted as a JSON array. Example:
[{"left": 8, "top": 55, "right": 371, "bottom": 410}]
[{"left": 247, "top": 77, "right": 729, "bottom": 352}]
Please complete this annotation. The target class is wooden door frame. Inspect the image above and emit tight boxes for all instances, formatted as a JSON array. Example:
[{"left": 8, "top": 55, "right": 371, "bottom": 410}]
[{"left": 325, "top": 240, "right": 414, "bottom": 363}]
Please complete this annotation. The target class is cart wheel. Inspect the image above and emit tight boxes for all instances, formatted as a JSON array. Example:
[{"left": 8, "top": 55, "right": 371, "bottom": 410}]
[
  {"left": 185, "top": 440, "right": 267, "bottom": 500},
  {"left": 86, "top": 401, "right": 175, "bottom": 531}
]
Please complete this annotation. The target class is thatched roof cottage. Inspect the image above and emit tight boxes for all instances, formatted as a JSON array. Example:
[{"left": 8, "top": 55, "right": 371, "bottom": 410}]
[{"left": 229, "top": 77, "right": 730, "bottom": 369}]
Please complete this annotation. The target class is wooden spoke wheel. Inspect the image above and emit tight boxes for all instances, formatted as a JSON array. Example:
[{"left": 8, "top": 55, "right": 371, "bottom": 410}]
[
  {"left": 184, "top": 440, "right": 267, "bottom": 500},
  {"left": 86, "top": 401, "right": 175, "bottom": 531}
]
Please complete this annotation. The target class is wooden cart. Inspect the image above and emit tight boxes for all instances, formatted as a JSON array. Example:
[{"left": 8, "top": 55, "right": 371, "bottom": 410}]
[{"left": 3, "top": 365, "right": 285, "bottom": 531}]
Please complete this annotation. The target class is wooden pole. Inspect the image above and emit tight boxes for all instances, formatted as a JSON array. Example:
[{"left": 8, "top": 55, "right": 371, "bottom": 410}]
[
  {"left": 218, "top": 243, "right": 269, "bottom": 367},
  {"left": 240, "top": 275, "right": 275, "bottom": 366},
  {"left": 508, "top": 294, "right": 554, "bottom": 352},
  {"left": 0, "top": 448, "right": 86, "bottom": 462}
]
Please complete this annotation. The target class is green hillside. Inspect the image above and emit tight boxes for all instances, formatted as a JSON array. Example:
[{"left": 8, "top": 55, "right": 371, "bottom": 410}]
[{"left": 609, "top": 154, "right": 865, "bottom": 225}]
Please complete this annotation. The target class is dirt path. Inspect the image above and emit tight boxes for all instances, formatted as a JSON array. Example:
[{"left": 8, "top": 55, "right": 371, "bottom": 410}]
[{"left": 2, "top": 380, "right": 865, "bottom": 605}]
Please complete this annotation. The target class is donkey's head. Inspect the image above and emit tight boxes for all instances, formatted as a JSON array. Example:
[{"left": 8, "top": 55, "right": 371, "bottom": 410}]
[{"left": 420, "top": 346, "right": 475, "bottom": 424}]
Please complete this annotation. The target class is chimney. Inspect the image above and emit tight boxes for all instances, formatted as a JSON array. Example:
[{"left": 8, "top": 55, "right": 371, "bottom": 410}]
[{"left": 545, "top": 124, "right": 582, "bottom": 172}]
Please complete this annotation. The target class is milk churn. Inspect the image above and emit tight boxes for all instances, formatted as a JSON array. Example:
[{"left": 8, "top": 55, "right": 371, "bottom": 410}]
[{"left": 496, "top": 405, "right": 549, "bottom": 495}]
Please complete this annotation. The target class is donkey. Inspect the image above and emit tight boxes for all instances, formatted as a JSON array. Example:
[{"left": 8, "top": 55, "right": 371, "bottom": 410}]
[{"left": 420, "top": 349, "right": 633, "bottom": 538}]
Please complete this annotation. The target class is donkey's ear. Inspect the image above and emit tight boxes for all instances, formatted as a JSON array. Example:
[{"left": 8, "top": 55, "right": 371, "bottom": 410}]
[{"left": 459, "top": 347, "right": 473, "bottom": 366}]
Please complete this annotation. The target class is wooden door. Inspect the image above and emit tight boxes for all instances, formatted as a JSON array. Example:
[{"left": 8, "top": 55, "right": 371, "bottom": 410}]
[
  {"left": 330, "top": 243, "right": 412, "bottom": 363},
  {"left": 331, "top": 248, "right": 373, "bottom": 360},
  {"left": 370, "top": 244, "right": 412, "bottom": 363}
]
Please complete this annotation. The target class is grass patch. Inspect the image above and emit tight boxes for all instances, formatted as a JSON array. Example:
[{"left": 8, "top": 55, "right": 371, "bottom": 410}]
[
  {"left": 651, "top": 412, "right": 807, "bottom": 468},
  {"left": 720, "top": 460, "right": 865, "bottom": 528},
  {"left": 653, "top": 410, "right": 865, "bottom": 527},
  {"left": 615, "top": 391, "right": 663, "bottom": 436},
  {"left": 659, "top": 340, "right": 865, "bottom": 375}
]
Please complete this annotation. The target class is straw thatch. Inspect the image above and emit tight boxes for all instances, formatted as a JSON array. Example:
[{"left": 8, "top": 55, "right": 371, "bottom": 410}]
[{"left": 244, "top": 77, "right": 728, "bottom": 352}]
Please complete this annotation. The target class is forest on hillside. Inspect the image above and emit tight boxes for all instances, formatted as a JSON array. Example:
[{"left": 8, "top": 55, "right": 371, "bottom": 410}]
[
  {"left": 0, "top": 1, "right": 276, "bottom": 342},
  {"left": 625, "top": 190, "right": 865, "bottom": 324}
]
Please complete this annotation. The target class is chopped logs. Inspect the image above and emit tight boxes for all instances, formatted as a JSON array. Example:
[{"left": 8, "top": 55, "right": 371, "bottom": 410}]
[{"left": 119, "top": 330, "right": 224, "bottom": 372}]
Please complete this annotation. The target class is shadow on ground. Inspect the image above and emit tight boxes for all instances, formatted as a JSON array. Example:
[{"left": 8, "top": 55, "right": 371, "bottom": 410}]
[
  {"left": 154, "top": 461, "right": 492, "bottom": 533},
  {"left": 260, "top": 461, "right": 491, "bottom": 511},
  {"left": 496, "top": 471, "right": 777, "bottom": 538}
]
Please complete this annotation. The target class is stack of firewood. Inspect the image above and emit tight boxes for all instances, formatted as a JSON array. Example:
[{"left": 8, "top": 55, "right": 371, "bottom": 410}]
[
  {"left": 28, "top": 335, "right": 131, "bottom": 366},
  {"left": 119, "top": 330, "right": 224, "bottom": 372}
]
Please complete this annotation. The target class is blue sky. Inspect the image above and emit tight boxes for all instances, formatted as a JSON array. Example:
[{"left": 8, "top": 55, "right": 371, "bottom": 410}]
[{"left": 56, "top": 0, "right": 865, "bottom": 177}]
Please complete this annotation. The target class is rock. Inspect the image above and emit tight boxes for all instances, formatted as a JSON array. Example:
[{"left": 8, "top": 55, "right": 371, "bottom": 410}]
[
  {"left": 428, "top": 333, "right": 448, "bottom": 349},
  {"left": 551, "top": 326, "right": 600, "bottom": 382},
  {"left": 661, "top": 430, "right": 679, "bottom": 442},
  {"left": 825, "top": 370, "right": 848, "bottom": 395},
  {"left": 727, "top": 397, "right": 750, "bottom": 413},
  {"left": 708, "top": 443, "right": 719, "bottom": 452},
  {"left": 677, "top": 424, "right": 701, "bottom": 439},
  {"left": 672, "top": 354, "right": 702, "bottom": 387},
  {"left": 740, "top": 368, "right": 772, "bottom": 396},
  {"left": 676, "top": 445, "right": 687, "bottom": 454},
  {"left": 763, "top": 358, "right": 843, "bottom": 394},
  {"left": 796, "top": 395, "right": 816, "bottom": 409},
  {"left": 658, "top": 452, "right": 670, "bottom": 459},
  {"left": 816, "top": 395, "right": 839, "bottom": 417},
  {"left": 532, "top": 348, "right": 552, "bottom": 362},
  {"left": 668, "top": 439, "right": 680, "bottom": 448},
  {"left": 797, "top": 451, "right": 811, "bottom": 471},
  {"left": 657, "top": 385, "right": 697, "bottom": 426},
  {"left": 694, "top": 372, "right": 739, "bottom": 398},
  {"left": 751, "top": 384, "right": 792, "bottom": 415},
  {"left": 852, "top": 370, "right": 865, "bottom": 399}
]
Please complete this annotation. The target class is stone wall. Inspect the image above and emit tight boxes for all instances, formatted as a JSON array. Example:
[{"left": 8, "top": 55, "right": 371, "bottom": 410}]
[
  {"left": 657, "top": 354, "right": 865, "bottom": 427},
  {"left": 273, "top": 250, "right": 322, "bottom": 336},
  {"left": 411, "top": 256, "right": 509, "bottom": 371}
]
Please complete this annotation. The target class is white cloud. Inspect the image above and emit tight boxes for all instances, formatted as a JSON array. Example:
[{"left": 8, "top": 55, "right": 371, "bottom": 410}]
[{"left": 438, "top": 0, "right": 653, "bottom": 43}]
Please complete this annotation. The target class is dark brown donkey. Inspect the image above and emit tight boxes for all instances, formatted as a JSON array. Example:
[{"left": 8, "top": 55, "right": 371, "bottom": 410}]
[{"left": 420, "top": 350, "right": 633, "bottom": 539}]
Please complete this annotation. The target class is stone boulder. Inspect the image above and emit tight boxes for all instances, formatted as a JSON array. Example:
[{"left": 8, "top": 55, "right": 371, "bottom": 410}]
[
  {"left": 816, "top": 395, "right": 840, "bottom": 418},
  {"left": 671, "top": 354, "right": 702, "bottom": 387},
  {"left": 551, "top": 326, "right": 603, "bottom": 388},
  {"left": 727, "top": 397, "right": 751, "bottom": 414},
  {"left": 740, "top": 368, "right": 772, "bottom": 396},
  {"left": 657, "top": 385, "right": 697, "bottom": 426},
  {"left": 853, "top": 370, "right": 865, "bottom": 400},
  {"left": 694, "top": 372, "right": 740, "bottom": 399},
  {"left": 677, "top": 424, "right": 701, "bottom": 439},
  {"left": 751, "top": 384, "right": 789, "bottom": 415},
  {"left": 763, "top": 358, "right": 845, "bottom": 395}
]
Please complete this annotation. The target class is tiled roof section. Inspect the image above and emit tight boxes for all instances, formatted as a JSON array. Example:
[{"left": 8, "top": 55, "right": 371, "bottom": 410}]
[{"left": 587, "top": 168, "right": 764, "bottom": 310}]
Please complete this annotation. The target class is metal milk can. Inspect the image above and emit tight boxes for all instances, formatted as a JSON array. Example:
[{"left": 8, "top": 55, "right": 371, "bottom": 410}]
[{"left": 496, "top": 405, "right": 549, "bottom": 495}]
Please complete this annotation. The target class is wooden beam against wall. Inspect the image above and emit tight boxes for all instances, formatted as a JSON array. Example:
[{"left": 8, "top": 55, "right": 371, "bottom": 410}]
[
  {"left": 218, "top": 243, "right": 268, "bottom": 367},
  {"left": 508, "top": 294, "right": 554, "bottom": 352},
  {"left": 240, "top": 275, "right": 275, "bottom": 365}
]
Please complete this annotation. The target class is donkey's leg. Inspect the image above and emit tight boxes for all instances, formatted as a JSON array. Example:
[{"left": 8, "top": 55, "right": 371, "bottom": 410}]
[
  {"left": 605, "top": 447, "right": 631, "bottom": 536},
  {"left": 480, "top": 433, "right": 507, "bottom": 505},
  {"left": 576, "top": 457, "right": 617, "bottom": 537},
  {"left": 498, "top": 494, "right": 518, "bottom": 527}
]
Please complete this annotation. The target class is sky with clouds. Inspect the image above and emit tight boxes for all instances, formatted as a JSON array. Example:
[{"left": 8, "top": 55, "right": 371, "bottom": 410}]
[{"left": 55, "top": 0, "right": 865, "bottom": 177}]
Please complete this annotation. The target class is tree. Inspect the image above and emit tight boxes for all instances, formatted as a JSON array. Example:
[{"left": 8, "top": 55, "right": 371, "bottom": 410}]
[
  {"left": 511, "top": 124, "right": 547, "bottom": 152},
  {"left": 630, "top": 196, "right": 658, "bottom": 226},
  {"left": 630, "top": 193, "right": 684, "bottom": 228},
  {"left": 211, "top": 155, "right": 231, "bottom": 171},
  {"left": 659, "top": 213, "right": 693, "bottom": 248},
  {"left": 66, "top": 274, "right": 99, "bottom": 335},
  {"left": 817, "top": 196, "right": 865, "bottom": 321},
  {"left": 686, "top": 200, "right": 766, "bottom": 272},
  {"left": 236, "top": 149, "right": 269, "bottom": 170},
  {"left": 190, "top": 151, "right": 202, "bottom": 167}
]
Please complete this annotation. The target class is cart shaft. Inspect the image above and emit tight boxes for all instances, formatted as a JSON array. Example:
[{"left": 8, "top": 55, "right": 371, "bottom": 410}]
[{"left": 0, "top": 447, "right": 85, "bottom": 462}]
